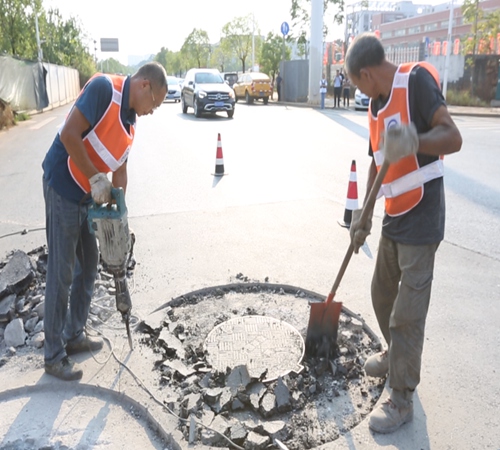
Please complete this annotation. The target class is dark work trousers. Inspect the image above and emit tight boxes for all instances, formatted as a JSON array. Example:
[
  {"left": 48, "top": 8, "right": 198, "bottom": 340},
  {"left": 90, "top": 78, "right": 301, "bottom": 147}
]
[{"left": 334, "top": 87, "right": 342, "bottom": 107}]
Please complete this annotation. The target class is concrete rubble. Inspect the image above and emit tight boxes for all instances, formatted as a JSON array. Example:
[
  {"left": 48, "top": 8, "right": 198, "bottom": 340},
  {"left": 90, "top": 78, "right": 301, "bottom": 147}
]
[
  {"left": 0, "top": 247, "right": 385, "bottom": 449},
  {"left": 138, "top": 285, "right": 386, "bottom": 449}
]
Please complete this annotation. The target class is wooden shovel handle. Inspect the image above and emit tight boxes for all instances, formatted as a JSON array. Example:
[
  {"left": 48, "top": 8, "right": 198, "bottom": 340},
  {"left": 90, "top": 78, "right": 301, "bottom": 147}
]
[{"left": 326, "top": 160, "right": 390, "bottom": 304}]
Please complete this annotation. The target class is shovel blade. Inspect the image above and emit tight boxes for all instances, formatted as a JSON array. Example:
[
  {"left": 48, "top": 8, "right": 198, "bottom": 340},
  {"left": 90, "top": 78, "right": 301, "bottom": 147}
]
[{"left": 305, "top": 300, "right": 342, "bottom": 358}]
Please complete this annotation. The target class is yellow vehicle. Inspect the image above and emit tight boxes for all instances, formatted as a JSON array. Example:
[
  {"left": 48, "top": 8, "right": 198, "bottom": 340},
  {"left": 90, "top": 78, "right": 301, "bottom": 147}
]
[{"left": 233, "top": 72, "right": 272, "bottom": 105}]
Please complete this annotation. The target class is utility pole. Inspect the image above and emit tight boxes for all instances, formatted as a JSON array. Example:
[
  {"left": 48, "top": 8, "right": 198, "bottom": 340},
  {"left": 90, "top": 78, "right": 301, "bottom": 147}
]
[
  {"left": 252, "top": 14, "right": 255, "bottom": 71},
  {"left": 308, "top": 0, "right": 324, "bottom": 106},
  {"left": 442, "top": 0, "right": 454, "bottom": 99}
]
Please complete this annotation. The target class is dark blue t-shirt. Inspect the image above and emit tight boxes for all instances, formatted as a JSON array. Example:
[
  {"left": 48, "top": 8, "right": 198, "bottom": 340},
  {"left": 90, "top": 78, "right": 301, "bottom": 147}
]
[{"left": 42, "top": 75, "right": 136, "bottom": 204}]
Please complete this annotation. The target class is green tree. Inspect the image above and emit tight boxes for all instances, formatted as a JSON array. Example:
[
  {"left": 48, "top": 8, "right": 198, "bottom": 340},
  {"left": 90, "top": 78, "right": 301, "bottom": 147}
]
[
  {"left": 210, "top": 37, "right": 233, "bottom": 72},
  {"left": 260, "top": 32, "right": 291, "bottom": 78},
  {"left": 222, "top": 15, "right": 255, "bottom": 73},
  {"left": 0, "top": 0, "right": 42, "bottom": 58},
  {"left": 181, "top": 28, "right": 211, "bottom": 68},
  {"left": 462, "top": 0, "right": 500, "bottom": 55}
]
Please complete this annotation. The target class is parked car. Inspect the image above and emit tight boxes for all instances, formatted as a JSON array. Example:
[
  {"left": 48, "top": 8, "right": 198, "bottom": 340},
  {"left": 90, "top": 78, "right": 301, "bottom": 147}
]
[
  {"left": 354, "top": 88, "right": 370, "bottom": 110},
  {"left": 181, "top": 68, "right": 235, "bottom": 118},
  {"left": 233, "top": 72, "right": 272, "bottom": 105},
  {"left": 164, "top": 76, "right": 181, "bottom": 103},
  {"left": 222, "top": 72, "right": 238, "bottom": 88}
]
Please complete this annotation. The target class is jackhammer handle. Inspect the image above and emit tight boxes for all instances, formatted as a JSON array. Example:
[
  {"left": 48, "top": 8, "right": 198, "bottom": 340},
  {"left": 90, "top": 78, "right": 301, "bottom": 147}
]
[{"left": 327, "top": 160, "right": 390, "bottom": 303}]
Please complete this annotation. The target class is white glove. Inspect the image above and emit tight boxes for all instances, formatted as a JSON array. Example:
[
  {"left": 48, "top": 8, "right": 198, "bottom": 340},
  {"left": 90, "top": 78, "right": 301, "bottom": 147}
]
[
  {"left": 349, "top": 209, "right": 373, "bottom": 254},
  {"left": 383, "top": 122, "right": 419, "bottom": 163},
  {"left": 89, "top": 173, "right": 112, "bottom": 204}
]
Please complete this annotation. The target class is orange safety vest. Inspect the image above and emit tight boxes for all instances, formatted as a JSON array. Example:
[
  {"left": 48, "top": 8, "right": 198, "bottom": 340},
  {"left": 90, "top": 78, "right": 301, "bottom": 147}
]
[
  {"left": 369, "top": 62, "right": 444, "bottom": 217},
  {"left": 65, "top": 74, "right": 135, "bottom": 193}
]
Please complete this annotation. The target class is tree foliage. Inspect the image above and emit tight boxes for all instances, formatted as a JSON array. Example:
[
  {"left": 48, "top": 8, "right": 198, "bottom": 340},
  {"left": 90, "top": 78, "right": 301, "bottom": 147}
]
[
  {"left": 222, "top": 15, "right": 256, "bottom": 73},
  {"left": 0, "top": 0, "right": 42, "bottom": 58},
  {"left": 462, "top": 0, "right": 500, "bottom": 55},
  {"left": 181, "top": 28, "right": 211, "bottom": 68},
  {"left": 0, "top": 0, "right": 96, "bottom": 82},
  {"left": 260, "top": 32, "right": 291, "bottom": 78}
]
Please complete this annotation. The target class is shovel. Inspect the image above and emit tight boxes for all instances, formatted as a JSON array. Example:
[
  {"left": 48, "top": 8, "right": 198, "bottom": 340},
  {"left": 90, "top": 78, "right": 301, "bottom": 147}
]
[{"left": 305, "top": 160, "right": 390, "bottom": 358}]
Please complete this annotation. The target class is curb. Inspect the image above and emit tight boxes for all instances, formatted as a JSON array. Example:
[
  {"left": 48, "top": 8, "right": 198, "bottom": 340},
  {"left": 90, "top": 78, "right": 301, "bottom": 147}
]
[{"left": 268, "top": 99, "right": 500, "bottom": 118}]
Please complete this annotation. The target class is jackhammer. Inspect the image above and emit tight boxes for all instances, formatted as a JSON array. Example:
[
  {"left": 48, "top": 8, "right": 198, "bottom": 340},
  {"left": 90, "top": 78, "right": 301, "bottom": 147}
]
[{"left": 88, "top": 187, "right": 134, "bottom": 350}]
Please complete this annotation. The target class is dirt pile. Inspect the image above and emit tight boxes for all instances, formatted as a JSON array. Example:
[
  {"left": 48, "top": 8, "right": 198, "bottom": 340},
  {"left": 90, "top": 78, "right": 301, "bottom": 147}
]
[{"left": 0, "top": 100, "right": 15, "bottom": 131}]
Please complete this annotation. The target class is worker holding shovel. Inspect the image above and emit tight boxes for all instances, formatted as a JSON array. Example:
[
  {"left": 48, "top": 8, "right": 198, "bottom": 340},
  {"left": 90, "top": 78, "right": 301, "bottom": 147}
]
[{"left": 345, "top": 33, "right": 462, "bottom": 434}]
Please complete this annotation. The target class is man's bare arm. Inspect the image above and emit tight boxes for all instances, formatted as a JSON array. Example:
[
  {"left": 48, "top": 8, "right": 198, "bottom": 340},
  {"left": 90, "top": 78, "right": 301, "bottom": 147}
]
[{"left": 417, "top": 105, "right": 462, "bottom": 157}]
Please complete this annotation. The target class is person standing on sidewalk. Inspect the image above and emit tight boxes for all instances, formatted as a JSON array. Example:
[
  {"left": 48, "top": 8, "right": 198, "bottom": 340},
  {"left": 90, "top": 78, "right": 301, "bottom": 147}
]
[
  {"left": 346, "top": 33, "right": 462, "bottom": 433},
  {"left": 41, "top": 62, "right": 167, "bottom": 381},
  {"left": 342, "top": 76, "right": 351, "bottom": 108},
  {"left": 320, "top": 73, "right": 328, "bottom": 109},
  {"left": 276, "top": 71, "right": 283, "bottom": 101},
  {"left": 333, "top": 69, "right": 343, "bottom": 108}
]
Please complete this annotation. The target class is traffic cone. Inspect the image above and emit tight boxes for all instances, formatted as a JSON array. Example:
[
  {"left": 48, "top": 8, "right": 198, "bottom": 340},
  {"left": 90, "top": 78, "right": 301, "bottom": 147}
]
[
  {"left": 213, "top": 133, "right": 224, "bottom": 176},
  {"left": 338, "top": 160, "right": 359, "bottom": 228}
]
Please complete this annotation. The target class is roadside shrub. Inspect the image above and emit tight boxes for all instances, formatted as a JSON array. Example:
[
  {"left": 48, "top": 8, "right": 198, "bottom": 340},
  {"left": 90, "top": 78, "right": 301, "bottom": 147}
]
[{"left": 446, "top": 89, "right": 489, "bottom": 107}]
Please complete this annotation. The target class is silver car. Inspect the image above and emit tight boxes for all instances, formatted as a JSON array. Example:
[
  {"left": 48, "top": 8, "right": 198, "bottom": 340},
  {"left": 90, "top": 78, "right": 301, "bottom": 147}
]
[
  {"left": 164, "top": 77, "right": 181, "bottom": 103},
  {"left": 354, "top": 88, "right": 370, "bottom": 111}
]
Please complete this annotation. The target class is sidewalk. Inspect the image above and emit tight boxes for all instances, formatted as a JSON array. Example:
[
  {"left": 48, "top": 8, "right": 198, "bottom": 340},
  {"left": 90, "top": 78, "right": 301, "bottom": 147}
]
[{"left": 270, "top": 96, "right": 500, "bottom": 118}]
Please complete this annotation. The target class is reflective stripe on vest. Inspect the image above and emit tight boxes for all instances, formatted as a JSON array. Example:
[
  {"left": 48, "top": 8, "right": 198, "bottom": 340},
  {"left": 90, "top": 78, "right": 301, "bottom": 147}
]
[
  {"left": 369, "top": 62, "right": 442, "bottom": 217},
  {"left": 65, "top": 74, "right": 135, "bottom": 193}
]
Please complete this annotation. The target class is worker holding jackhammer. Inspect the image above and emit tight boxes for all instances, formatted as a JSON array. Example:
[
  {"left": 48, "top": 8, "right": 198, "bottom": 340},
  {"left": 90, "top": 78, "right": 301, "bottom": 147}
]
[
  {"left": 345, "top": 33, "right": 462, "bottom": 433},
  {"left": 41, "top": 62, "right": 167, "bottom": 381}
]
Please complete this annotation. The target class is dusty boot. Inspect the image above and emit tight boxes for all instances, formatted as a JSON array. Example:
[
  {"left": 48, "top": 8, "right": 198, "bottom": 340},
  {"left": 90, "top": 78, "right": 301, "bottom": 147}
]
[
  {"left": 364, "top": 350, "right": 389, "bottom": 377},
  {"left": 369, "top": 390, "right": 414, "bottom": 434},
  {"left": 45, "top": 356, "right": 83, "bottom": 381},
  {"left": 66, "top": 334, "right": 103, "bottom": 355}
]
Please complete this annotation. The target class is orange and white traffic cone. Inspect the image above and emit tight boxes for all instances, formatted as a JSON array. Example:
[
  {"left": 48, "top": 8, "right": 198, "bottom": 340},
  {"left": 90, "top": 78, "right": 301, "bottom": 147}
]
[
  {"left": 213, "top": 133, "right": 225, "bottom": 176},
  {"left": 338, "top": 160, "right": 359, "bottom": 228}
]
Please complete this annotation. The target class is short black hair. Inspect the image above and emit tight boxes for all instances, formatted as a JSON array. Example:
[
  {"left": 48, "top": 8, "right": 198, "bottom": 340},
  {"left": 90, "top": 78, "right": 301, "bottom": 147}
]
[
  {"left": 345, "top": 33, "right": 385, "bottom": 78},
  {"left": 134, "top": 61, "right": 167, "bottom": 90}
]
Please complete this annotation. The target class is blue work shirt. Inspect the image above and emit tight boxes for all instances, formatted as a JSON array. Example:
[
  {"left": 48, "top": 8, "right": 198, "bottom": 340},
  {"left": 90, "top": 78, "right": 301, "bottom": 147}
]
[{"left": 42, "top": 75, "right": 136, "bottom": 204}]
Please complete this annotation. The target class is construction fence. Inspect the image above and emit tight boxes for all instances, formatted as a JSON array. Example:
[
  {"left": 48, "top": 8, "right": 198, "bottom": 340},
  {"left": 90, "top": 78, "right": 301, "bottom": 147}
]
[{"left": 0, "top": 55, "right": 79, "bottom": 113}]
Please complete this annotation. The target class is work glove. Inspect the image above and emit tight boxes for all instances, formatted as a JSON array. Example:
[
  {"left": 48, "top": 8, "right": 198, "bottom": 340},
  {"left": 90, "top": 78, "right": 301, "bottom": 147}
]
[
  {"left": 383, "top": 122, "right": 419, "bottom": 163},
  {"left": 350, "top": 209, "right": 373, "bottom": 254},
  {"left": 89, "top": 172, "right": 112, "bottom": 204}
]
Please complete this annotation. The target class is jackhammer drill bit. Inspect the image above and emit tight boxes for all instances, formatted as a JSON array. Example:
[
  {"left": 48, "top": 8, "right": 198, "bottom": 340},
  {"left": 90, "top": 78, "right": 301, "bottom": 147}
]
[{"left": 113, "top": 268, "right": 133, "bottom": 350}]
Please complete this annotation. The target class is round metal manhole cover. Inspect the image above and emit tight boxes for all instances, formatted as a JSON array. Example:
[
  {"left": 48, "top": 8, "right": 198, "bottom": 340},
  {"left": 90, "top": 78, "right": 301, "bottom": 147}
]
[{"left": 204, "top": 315, "right": 304, "bottom": 382}]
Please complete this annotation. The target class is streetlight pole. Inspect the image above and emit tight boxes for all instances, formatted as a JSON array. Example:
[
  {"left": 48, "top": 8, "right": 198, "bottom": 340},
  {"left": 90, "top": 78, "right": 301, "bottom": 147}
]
[
  {"left": 34, "top": 11, "right": 43, "bottom": 62},
  {"left": 442, "top": 0, "right": 454, "bottom": 99}
]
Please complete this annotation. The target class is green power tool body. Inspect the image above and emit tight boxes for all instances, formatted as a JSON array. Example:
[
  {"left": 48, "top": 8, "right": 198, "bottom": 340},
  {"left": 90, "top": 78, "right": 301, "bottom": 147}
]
[{"left": 88, "top": 187, "right": 133, "bottom": 350}]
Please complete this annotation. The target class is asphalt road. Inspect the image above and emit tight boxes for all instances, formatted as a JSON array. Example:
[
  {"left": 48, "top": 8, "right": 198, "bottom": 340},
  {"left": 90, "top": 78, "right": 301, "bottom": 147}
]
[
  {"left": 1, "top": 100, "right": 499, "bottom": 261},
  {"left": 1, "top": 101, "right": 499, "bottom": 449}
]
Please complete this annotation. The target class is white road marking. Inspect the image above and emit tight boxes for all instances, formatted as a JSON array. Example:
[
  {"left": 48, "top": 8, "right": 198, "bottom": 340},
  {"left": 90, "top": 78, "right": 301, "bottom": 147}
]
[{"left": 29, "top": 117, "right": 56, "bottom": 130}]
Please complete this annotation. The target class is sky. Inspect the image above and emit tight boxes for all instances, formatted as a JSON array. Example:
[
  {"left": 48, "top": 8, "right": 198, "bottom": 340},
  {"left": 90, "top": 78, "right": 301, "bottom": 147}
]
[
  {"left": 40, "top": 0, "right": 348, "bottom": 65},
  {"left": 41, "top": 0, "right": 451, "bottom": 66}
]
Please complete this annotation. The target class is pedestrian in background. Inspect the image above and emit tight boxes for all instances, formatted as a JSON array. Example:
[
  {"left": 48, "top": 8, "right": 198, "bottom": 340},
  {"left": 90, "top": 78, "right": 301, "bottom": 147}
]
[
  {"left": 276, "top": 71, "right": 283, "bottom": 101},
  {"left": 41, "top": 62, "right": 167, "bottom": 381},
  {"left": 343, "top": 76, "right": 351, "bottom": 108},
  {"left": 333, "top": 69, "right": 342, "bottom": 108},
  {"left": 320, "top": 73, "right": 328, "bottom": 109},
  {"left": 346, "top": 33, "right": 462, "bottom": 434}
]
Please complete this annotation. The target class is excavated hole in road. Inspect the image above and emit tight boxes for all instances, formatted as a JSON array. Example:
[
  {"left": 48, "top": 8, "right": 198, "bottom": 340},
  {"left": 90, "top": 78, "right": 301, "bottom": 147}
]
[{"left": 138, "top": 282, "right": 386, "bottom": 449}]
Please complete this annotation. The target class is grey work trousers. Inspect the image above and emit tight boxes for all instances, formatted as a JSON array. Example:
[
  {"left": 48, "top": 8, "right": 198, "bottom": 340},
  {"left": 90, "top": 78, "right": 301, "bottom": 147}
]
[
  {"left": 371, "top": 235, "right": 439, "bottom": 401},
  {"left": 43, "top": 178, "right": 99, "bottom": 365}
]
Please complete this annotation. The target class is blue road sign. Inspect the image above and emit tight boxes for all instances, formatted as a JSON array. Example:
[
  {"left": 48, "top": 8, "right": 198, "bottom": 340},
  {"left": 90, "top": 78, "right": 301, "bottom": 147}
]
[{"left": 281, "top": 22, "right": 289, "bottom": 36}]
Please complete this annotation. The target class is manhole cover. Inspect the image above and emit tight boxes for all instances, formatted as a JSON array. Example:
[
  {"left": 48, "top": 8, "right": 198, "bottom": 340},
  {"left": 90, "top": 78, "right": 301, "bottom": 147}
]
[{"left": 204, "top": 315, "right": 304, "bottom": 382}]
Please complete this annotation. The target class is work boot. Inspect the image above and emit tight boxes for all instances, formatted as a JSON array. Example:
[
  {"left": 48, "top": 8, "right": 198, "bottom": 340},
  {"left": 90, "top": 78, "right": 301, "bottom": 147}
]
[
  {"left": 364, "top": 350, "right": 389, "bottom": 377},
  {"left": 369, "top": 397, "right": 413, "bottom": 434},
  {"left": 45, "top": 356, "right": 83, "bottom": 381},
  {"left": 66, "top": 334, "right": 103, "bottom": 355}
]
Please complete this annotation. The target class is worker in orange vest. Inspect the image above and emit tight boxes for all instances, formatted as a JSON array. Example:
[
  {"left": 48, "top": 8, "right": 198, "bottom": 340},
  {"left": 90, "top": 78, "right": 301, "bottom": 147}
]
[
  {"left": 42, "top": 62, "right": 167, "bottom": 381},
  {"left": 346, "top": 33, "right": 462, "bottom": 434}
]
